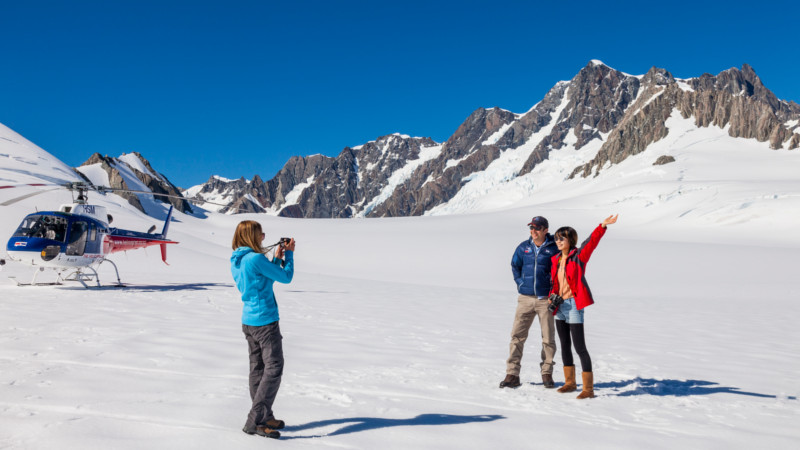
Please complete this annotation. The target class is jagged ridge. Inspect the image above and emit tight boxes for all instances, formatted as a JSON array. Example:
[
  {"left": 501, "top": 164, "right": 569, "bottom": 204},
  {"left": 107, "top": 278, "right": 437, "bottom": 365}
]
[{"left": 183, "top": 61, "right": 799, "bottom": 218}]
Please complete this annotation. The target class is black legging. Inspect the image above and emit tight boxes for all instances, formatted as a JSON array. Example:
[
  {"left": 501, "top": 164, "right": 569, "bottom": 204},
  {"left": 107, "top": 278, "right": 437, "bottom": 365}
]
[{"left": 556, "top": 319, "right": 592, "bottom": 373}]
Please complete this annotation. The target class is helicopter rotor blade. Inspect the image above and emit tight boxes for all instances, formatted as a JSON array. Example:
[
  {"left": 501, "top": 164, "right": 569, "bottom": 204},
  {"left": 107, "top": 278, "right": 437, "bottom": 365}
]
[
  {"left": 0, "top": 183, "right": 50, "bottom": 189},
  {"left": 1, "top": 181, "right": 266, "bottom": 214},
  {"left": 0, "top": 185, "right": 62, "bottom": 206},
  {"left": 95, "top": 186, "right": 257, "bottom": 212}
]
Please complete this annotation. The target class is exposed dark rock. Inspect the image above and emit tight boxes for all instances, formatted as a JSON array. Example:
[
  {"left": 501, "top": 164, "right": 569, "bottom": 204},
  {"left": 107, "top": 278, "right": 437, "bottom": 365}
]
[
  {"left": 653, "top": 155, "right": 676, "bottom": 165},
  {"left": 190, "top": 134, "right": 440, "bottom": 218},
  {"left": 519, "top": 62, "right": 640, "bottom": 176},
  {"left": 78, "top": 152, "right": 193, "bottom": 214},
  {"left": 572, "top": 64, "right": 799, "bottom": 177},
  {"left": 369, "top": 108, "right": 516, "bottom": 217}
]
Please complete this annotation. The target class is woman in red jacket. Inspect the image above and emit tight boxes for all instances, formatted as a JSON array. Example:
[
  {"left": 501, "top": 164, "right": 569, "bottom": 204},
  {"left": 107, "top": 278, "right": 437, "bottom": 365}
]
[{"left": 550, "top": 214, "right": 618, "bottom": 399}]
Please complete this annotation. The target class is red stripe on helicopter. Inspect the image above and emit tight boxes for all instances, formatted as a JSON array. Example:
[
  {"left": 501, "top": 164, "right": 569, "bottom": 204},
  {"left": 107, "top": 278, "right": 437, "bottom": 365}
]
[
  {"left": 108, "top": 236, "right": 176, "bottom": 244},
  {"left": 106, "top": 236, "right": 177, "bottom": 252}
]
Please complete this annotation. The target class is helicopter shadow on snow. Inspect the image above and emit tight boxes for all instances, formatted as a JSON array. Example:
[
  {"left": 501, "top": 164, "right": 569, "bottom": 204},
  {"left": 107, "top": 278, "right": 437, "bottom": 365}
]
[
  {"left": 592, "top": 378, "right": 797, "bottom": 399},
  {"left": 285, "top": 289, "right": 349, "bottom": 294},
  {"left": 53, "top": 282, "right": 233, "bottom": 292}
]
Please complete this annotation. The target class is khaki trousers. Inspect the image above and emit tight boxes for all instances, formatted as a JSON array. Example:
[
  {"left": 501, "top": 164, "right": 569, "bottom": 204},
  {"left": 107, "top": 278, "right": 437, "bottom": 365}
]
[{"left": 506, "top": 294, "right": 556, "bottom": 376}]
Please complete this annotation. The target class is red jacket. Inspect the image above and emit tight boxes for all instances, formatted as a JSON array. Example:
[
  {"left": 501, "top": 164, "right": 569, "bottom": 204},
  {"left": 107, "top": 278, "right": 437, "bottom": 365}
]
[{"left": 550, "top": 224, "right": 607, "bottom": 312}]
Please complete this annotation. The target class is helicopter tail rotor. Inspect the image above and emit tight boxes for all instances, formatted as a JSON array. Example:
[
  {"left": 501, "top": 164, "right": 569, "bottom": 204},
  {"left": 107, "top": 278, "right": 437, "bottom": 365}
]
[{"left": 159, "top": 206, "right": 174, "bottom": 238}]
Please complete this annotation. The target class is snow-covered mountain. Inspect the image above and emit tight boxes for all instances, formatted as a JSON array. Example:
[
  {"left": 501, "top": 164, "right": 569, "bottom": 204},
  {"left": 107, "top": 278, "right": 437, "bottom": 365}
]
[
  {"left": 1, "top": 64, "right": 799, "bottom": 449},
  {"left": 3, "top": 60, "right": 800, "bottom": 223},
  {"left": 184, "top": 134, "right": 442, "bottom": 217},
  {"left": 0, "top": 123, "right": 82, "bottom": 187},
  {"left": 184, "top": 61, "right": 800, "bottom": 218},
  {"left": 76, "top": 152, "right": 193, "bottom": 216}
]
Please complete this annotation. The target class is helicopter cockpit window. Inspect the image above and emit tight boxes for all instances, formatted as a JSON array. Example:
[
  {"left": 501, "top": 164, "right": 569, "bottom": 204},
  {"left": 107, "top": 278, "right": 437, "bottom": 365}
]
[
  {"left": 12, "top": 215, "right": 68, "bottom": 242},
  {"left": 12, "top": 215, "right": 42, "bottom": 237},
  {"left": 66, "top": 221, "right": 88, "bottom": 256}
]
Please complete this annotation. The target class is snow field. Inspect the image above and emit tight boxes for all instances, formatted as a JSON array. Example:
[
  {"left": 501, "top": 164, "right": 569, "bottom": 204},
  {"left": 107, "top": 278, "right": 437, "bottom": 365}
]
[
  {"left": 2, "top": 113, "right": 800, "bottom": 448},
  {"left": 1, "top": 198, "right": 799, "bottom": 448}
]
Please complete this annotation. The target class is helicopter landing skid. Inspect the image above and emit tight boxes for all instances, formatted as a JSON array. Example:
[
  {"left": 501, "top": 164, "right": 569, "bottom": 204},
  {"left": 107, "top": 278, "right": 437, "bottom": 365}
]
[
  {"left": 61, "top": 267, "right": 101, "bottom": 288},
  {"left": 62, "top": 259, "right": 124, "bottom": 288},
  {"left": 8, "top": 276, "right": 63, "bottom": 287},
  {"left": 9, "top": 259, "right": 124, "bottom": 288}
]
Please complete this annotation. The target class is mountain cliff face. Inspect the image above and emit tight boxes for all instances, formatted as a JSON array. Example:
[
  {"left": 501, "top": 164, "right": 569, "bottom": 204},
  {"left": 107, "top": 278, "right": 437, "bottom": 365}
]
[
  {"left": 571, "top": 64, "right": 800, "bottom": 178},
  {"left": 185, "top": 134, "right": 440, "bottom": 217},
  {"left": 184, "top": 61, "right": 799, "bottom": 218},
  {"left": 76, "top": 152, "right": 193, "bottom": 214}
]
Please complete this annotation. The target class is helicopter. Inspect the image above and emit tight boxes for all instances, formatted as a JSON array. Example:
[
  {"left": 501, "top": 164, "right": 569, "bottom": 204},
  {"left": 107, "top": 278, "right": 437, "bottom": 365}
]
[{"left": 1, "top": 181, "right": 181, "bottom": 288}]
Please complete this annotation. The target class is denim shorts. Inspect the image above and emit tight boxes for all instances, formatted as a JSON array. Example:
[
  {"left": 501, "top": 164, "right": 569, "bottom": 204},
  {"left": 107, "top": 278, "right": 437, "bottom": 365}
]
[{"left": 555, "top": 297, "right": 584, "bottom": 324}]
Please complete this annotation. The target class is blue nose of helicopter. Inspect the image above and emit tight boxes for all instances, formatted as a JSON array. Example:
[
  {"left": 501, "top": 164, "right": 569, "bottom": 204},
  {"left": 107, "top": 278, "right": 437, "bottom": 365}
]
[
  {"left": 7, "top": 236, "right": 48, "bottom": 252},
  {"left": 6, "top": 237, "right": 64, "bottom": 263}
]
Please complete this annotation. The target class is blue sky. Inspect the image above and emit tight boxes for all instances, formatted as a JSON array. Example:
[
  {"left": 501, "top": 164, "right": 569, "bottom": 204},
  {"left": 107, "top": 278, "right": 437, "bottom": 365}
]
[{"left": 1, "top": 0, "right": 798, "bottom": 188}]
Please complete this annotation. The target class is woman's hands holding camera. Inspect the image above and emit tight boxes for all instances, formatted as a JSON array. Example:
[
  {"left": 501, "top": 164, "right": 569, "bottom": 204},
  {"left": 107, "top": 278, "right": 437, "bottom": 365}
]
[{"left": 275, "top": 238, "right": 296, "bottom": 259}]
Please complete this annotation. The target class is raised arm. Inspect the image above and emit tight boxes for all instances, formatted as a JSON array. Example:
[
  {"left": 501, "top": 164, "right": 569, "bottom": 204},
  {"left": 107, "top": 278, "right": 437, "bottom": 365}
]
[
  {"left": 577, "top": 214, "right": 618, "bottom": 265},
  {"left": 256, "top": 249, "right": 294, "bottom": 284},
  {"left": 601, "top": 214, "right": 618, "bottom": 228}
]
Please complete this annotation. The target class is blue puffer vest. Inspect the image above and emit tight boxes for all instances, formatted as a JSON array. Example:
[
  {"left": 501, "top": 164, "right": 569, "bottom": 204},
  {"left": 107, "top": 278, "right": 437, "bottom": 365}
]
[{"left": 511, "top": 235, "right": 558, "bottom": 297}]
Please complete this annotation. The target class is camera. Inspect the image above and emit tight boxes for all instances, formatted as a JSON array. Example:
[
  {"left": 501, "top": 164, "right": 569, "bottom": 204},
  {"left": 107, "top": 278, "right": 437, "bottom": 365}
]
[
  {"left": 547, "top": 293, "right": 564, "bottom": 313},
  {"left": 279, "top": 237, "right": 292, "bottom": 247}
]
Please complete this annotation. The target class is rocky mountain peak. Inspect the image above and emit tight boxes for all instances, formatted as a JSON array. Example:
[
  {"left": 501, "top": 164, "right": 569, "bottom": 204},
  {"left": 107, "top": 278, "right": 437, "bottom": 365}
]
[
  {"left": 77, "top": 152, "right": 193, "bottom": 214},
  {"left": 642, "top": 66, "right": 675, "bottom": 86},
  {"left": 185, "top": 133, "right": 443, "bottom": 218},
  {"left": 570, "top": 64, "right": 800, "bottom": 178},
  {"left": 516, "top": 61, "right": 641, "bottom": 176}
]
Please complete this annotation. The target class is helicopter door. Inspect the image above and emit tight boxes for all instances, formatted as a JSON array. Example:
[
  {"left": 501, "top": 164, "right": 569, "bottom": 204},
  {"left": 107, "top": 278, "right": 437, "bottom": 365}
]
[
  {"left": 84, "top": 223, "right": 101, "bottom": 254},
  {"left": 66, "top": 221, "right": 88, "bottom": 256}
]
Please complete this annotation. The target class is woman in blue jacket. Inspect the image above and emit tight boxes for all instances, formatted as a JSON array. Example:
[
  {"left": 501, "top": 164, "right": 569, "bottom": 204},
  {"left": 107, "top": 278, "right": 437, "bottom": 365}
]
[{"left": 231, "top": 220, "right": 295, "bottom": 439}]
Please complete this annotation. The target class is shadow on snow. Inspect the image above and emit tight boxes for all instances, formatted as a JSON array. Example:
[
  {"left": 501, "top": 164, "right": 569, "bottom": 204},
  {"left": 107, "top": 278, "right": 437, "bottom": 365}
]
[
  {"left": 595, "top": 378, "right": 796, "bottom": 399},
  {"left": 281, "top": 413, "right": 504, "bottom": 440},
  {"left": 117, "top": 282, "right": 233, "bottom": 292}
]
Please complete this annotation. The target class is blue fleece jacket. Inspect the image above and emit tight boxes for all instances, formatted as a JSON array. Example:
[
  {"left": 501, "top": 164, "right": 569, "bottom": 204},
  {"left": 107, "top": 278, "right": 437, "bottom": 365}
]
[{"left": 231, "top": 247, "right": 294, "bottom": 326}]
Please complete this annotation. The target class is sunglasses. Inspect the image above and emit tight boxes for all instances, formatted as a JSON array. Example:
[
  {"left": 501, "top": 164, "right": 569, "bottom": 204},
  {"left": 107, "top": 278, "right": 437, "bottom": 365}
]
[
  {"left": 554, "top": 236, "right": 567, "bottom": 241},
  {"left": 529, "top": 225, "right": 544, "bottom": 231}
]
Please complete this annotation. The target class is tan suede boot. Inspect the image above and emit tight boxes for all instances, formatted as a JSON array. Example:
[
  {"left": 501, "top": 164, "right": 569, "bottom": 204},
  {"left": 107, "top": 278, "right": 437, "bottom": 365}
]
[
  {"left": 576, "top": 372, "right": 595, "bottom": 399},
  {"left": 557, "top": 366, "right": 577, "bottom": 393}
]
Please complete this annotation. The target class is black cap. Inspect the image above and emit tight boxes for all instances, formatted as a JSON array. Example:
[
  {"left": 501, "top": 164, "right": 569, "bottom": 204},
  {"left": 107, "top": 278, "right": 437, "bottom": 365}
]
[{"left": 527, "top": 216, "right": 549, "bottom": 229}]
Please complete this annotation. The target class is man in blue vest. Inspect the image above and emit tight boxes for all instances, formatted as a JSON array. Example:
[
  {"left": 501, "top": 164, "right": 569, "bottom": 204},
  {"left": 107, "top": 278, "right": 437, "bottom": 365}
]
[{"left": 501, "top": 216, "right": 558, "bottom": 389}]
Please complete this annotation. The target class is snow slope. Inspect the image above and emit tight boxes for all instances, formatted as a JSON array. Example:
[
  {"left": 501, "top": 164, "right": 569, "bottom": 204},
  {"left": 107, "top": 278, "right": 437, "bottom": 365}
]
[
  {"left": 1, "top": 121, "right": 799, "bottom": 449},
  {"left": 0, "top": 123, "right": 81, "bottom": 187}
]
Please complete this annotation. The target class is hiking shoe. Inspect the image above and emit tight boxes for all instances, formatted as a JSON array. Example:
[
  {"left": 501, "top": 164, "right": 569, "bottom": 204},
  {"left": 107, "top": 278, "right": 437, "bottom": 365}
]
[
  {"left": 542, "top": 373, "right": 555, "bottom": 389},
  {"left": 265, "top": 419, "right": 285, "bottom": 430},
  {"left": 499, "top": 374, "right": 521, "bottom": 388},
  {"left": 243, "top": 425, "right": 281, "bottom": 439}
]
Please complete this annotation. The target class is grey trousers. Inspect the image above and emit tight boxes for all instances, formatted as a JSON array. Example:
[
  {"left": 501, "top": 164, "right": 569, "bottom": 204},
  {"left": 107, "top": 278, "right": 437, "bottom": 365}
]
[
  {"left": 243, "top": 322, "right": 284, "bottom": 429},
  {"left": 506, "top": 294, "right": 556, "bottom": 376}
]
